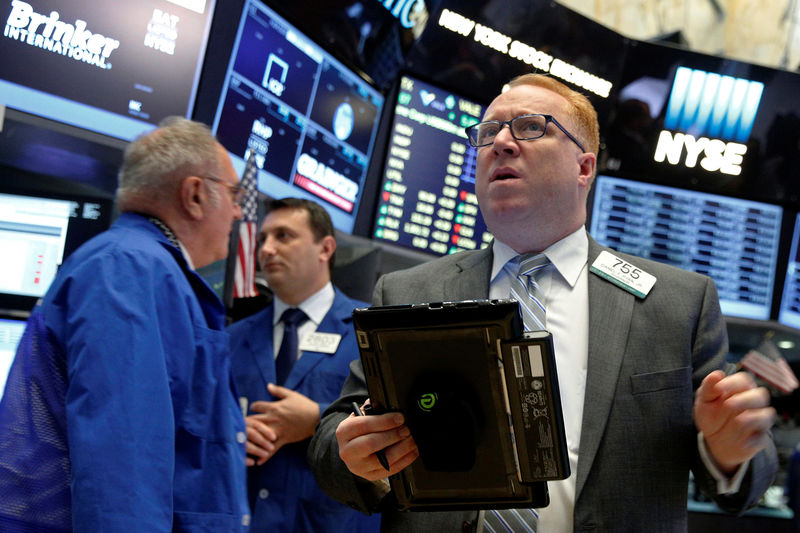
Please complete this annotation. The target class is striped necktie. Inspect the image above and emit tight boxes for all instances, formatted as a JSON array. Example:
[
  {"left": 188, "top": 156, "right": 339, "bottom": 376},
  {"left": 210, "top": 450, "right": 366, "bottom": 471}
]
[
  {"left": 505, "top": 253, "right": 549, "bottom": 331},
  {"left": 482, "top": 508, "right": 538, "bottom": 532},
  {"left": 481, "top": 254, "right": 549, "bottom": 532}
]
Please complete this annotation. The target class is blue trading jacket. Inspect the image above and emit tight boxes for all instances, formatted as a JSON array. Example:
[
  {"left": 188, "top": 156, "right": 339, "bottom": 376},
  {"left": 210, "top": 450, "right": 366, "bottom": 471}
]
[
  {"left": 228, "top": 289, "right": 380, "bottom": 533},
  {"left": 0, "top": 213, "right": 250, "bottom": 532}
]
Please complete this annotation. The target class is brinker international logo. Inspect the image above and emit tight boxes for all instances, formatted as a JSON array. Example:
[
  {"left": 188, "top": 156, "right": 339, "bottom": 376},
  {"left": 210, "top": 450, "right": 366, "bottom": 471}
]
[
  {"left": 3, "top": 0, "right": 120, "bottom": 69},
  {"left": 654, "top": 67, "right": 764, "bottom": 176}
]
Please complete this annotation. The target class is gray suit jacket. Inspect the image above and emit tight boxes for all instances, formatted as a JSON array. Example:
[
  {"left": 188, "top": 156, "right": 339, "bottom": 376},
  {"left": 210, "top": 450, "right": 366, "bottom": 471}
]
[{"left": 308, "top": 234, "right": 778, "bottom": 532}]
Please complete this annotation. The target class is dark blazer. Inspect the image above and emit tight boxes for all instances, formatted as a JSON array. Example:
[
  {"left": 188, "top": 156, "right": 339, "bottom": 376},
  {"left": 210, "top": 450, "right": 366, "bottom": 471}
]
[
  {"left": 229, "top": 288, "right": 379, "bottom": 533},
  {"left": 308, "top": 234, "right": 778, "bottom": 533}
]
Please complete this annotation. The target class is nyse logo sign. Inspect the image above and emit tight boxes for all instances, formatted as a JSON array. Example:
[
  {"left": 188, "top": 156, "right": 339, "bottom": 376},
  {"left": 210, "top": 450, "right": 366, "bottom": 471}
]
[
  {"left": 654, "top": 67, "right": 764, "bottom": 176},
  {"left": 664, "top": 66, "right": 762, "bottom": 142}
]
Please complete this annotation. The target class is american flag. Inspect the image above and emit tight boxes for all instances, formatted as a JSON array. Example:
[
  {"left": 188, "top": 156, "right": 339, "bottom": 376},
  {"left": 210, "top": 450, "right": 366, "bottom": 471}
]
[
  {"left": 740, "top": 338, "right": 799, "bottom": 394},
  {"left": 232, "top": 152, "right": 259, "bottom": 298}
]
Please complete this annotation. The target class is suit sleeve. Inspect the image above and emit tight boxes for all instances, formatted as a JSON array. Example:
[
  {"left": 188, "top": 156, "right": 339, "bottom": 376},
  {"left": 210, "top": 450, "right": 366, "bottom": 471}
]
[
  {"left": 690, "top": 277, "right": 778, "bottom": 513},
  {"left": 307, "top": 359, "right": 389, "bottom": 513},
  {"left": 306, "top": 278, "right": 392, "bottom": 513}
]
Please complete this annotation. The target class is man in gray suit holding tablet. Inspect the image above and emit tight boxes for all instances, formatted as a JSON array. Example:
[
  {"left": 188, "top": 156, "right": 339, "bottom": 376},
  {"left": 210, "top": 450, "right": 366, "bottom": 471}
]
[{"left": 308, "top": 73, "right": 778, "bottom": 532}]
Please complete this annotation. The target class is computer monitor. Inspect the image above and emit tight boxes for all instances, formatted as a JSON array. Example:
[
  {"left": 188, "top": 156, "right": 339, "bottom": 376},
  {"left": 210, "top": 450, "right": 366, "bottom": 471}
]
[
  {"left": 370, "top": 73, "right": 491, "bottom": 256},
  {"left": 778, "top": 214, "right": 800, "bottom": 329},
  {"left": 589, "top": 175, "right": 782, "bottom": 320},
  {"left": 0, "top": 172, "right": 114, "bottom": 313},
  {"left": 211, "top": 0, "right": 385, "bottom": 233},
  {"left": 0, "top": 0, "right": 216, "bottom": 141},
  {"left": 0, "top": 316, "right": 26, "bottom": 402}
]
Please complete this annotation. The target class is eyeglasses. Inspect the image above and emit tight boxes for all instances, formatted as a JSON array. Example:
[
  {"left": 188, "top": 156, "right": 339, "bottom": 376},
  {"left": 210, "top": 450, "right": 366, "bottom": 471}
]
[
  {"left": 465, "top": 113, "right": 585, "bottom": 152},
  {"left": 203, "top": 175, "right": 246, "bottom": 206}
]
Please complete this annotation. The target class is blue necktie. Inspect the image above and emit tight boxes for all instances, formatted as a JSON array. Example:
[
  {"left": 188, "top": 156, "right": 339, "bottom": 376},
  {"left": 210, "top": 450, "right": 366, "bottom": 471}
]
[
  {"left": 275, "top": 308, "right": 307, "bottom": 385},
  {"left": 505, "top": 253, "right": 549, "bottom": 331}
]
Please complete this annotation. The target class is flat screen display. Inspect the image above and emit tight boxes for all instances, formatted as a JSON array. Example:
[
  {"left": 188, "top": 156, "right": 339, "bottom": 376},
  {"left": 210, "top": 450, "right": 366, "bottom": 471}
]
[
  {"left": 0, "top": 182, "right": 113, "bottom": 313},
  {"left": 589, "top": 175, "right": 782, "bottom": 320},
  {"left": 370, "top": 74, "right": 491, "bottom": 256},
  {"left": 211, "top": 0, "right": 384, "bottom": 233},
  {"left": 778, "top": 214, "right": 800, "bottom": 329},
  {"left": 0, "top": 193, "right": 72, "bottom": 300},
  {"left": 0, "top": 0, "right": 216, "bottom": 141},
  {"left": 0, "top": 316, "right": 26, "bottom": 402},
  {"left": 602, "top": 40, "right": 800, "bottom": 208}
]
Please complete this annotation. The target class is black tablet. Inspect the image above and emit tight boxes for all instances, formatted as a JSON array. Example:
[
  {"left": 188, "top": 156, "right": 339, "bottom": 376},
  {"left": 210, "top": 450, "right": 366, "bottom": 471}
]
[{"left": 353, "top": 299, "right": 567, "bottom": 511}]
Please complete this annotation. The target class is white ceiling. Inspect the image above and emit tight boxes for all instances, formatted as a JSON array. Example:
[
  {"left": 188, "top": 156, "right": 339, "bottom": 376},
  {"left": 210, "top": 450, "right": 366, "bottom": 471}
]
[{"left": 557, "top": 0, "right": 800, "bottom": 71}]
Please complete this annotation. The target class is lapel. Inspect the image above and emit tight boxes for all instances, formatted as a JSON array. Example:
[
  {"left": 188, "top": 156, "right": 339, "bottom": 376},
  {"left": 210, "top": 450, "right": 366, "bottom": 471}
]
[
  {"left": 245, "top": 306, "right": 278, "bottom": 386},
  {"left": 442, "top": 247, "right": 493, "bottom": 300},
  {"left": 283, "top": 289, "right": 355, "bottom": 390},
  {"left": 575, "top": 237, "right": 635, "bottom": 499}
]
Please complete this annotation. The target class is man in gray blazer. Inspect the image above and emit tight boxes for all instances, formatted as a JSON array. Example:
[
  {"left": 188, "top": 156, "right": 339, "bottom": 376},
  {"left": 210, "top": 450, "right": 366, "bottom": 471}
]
[{"left": 307, "top": 74, "right": 778, "bottom": 532}]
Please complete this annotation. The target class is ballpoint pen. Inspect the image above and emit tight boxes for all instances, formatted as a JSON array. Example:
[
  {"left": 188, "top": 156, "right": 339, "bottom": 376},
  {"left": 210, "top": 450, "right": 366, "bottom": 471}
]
[{"left": 350, "top": 401, "right": 391, "bottom": 471}]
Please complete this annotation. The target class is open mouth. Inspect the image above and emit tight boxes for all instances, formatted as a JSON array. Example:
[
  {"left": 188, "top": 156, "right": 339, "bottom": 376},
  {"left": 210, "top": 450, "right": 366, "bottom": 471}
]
[{"left": 491, "top": 168, "right": 520, "bottom": 182}]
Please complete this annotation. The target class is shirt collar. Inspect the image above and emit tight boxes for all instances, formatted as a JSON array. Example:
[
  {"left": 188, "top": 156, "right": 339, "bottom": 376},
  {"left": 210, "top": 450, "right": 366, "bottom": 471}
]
[
  {"left": 272, "top": 282, "right": 334, "bottom": 326},
  {"left": 490, "top": 227, "right": 588, "bottom": 288},
  {"left": 147, "top": 216, "right": 195, "bottom": 270}
]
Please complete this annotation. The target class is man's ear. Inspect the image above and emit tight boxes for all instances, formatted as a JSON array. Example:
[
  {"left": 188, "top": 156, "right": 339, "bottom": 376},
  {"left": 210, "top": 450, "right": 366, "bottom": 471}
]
[
  {"left": 577, "top": 152, "right": 596, "bottom": 189},
  {"left": 180, "top": 176, "right": 205, "bottom": 220},
  {"left": 319, "top": 235, "right": 336, "bottom": 264}
]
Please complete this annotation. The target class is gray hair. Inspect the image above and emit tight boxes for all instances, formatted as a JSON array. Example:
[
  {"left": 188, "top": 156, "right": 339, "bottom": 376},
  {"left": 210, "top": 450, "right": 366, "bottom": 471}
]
[{"left": 116, "top": 116, "right": 222, "bottom": 206}]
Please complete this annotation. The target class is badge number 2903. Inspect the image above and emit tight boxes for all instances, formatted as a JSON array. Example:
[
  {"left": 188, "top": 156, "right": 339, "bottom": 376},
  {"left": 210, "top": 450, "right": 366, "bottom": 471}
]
[{"left": 590, "top": 251, "right": 656, "bottom": 298}]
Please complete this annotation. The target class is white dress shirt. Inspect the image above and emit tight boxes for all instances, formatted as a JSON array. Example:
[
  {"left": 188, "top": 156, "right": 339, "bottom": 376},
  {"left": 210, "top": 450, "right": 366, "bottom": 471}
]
[
  {"left": 490, "top": 228, "right": 589, "bottom": 533},
  {"left": 271, "top": 282, "right": 335, "bottom": 361}
]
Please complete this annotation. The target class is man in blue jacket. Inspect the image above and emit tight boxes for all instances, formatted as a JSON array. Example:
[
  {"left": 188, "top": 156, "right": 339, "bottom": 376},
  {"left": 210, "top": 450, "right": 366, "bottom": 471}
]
[
  {"left": 0, "top": 117, "right": 250, "bottom": 532},
  {"left": 228, "top": 197, "right": 379, "bottom": 533}
]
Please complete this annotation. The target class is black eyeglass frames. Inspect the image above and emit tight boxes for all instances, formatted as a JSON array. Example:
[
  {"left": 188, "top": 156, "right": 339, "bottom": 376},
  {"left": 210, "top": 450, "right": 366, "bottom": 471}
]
[{"left": 465, "top": 114, "right": 585, "bottom": 152}]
